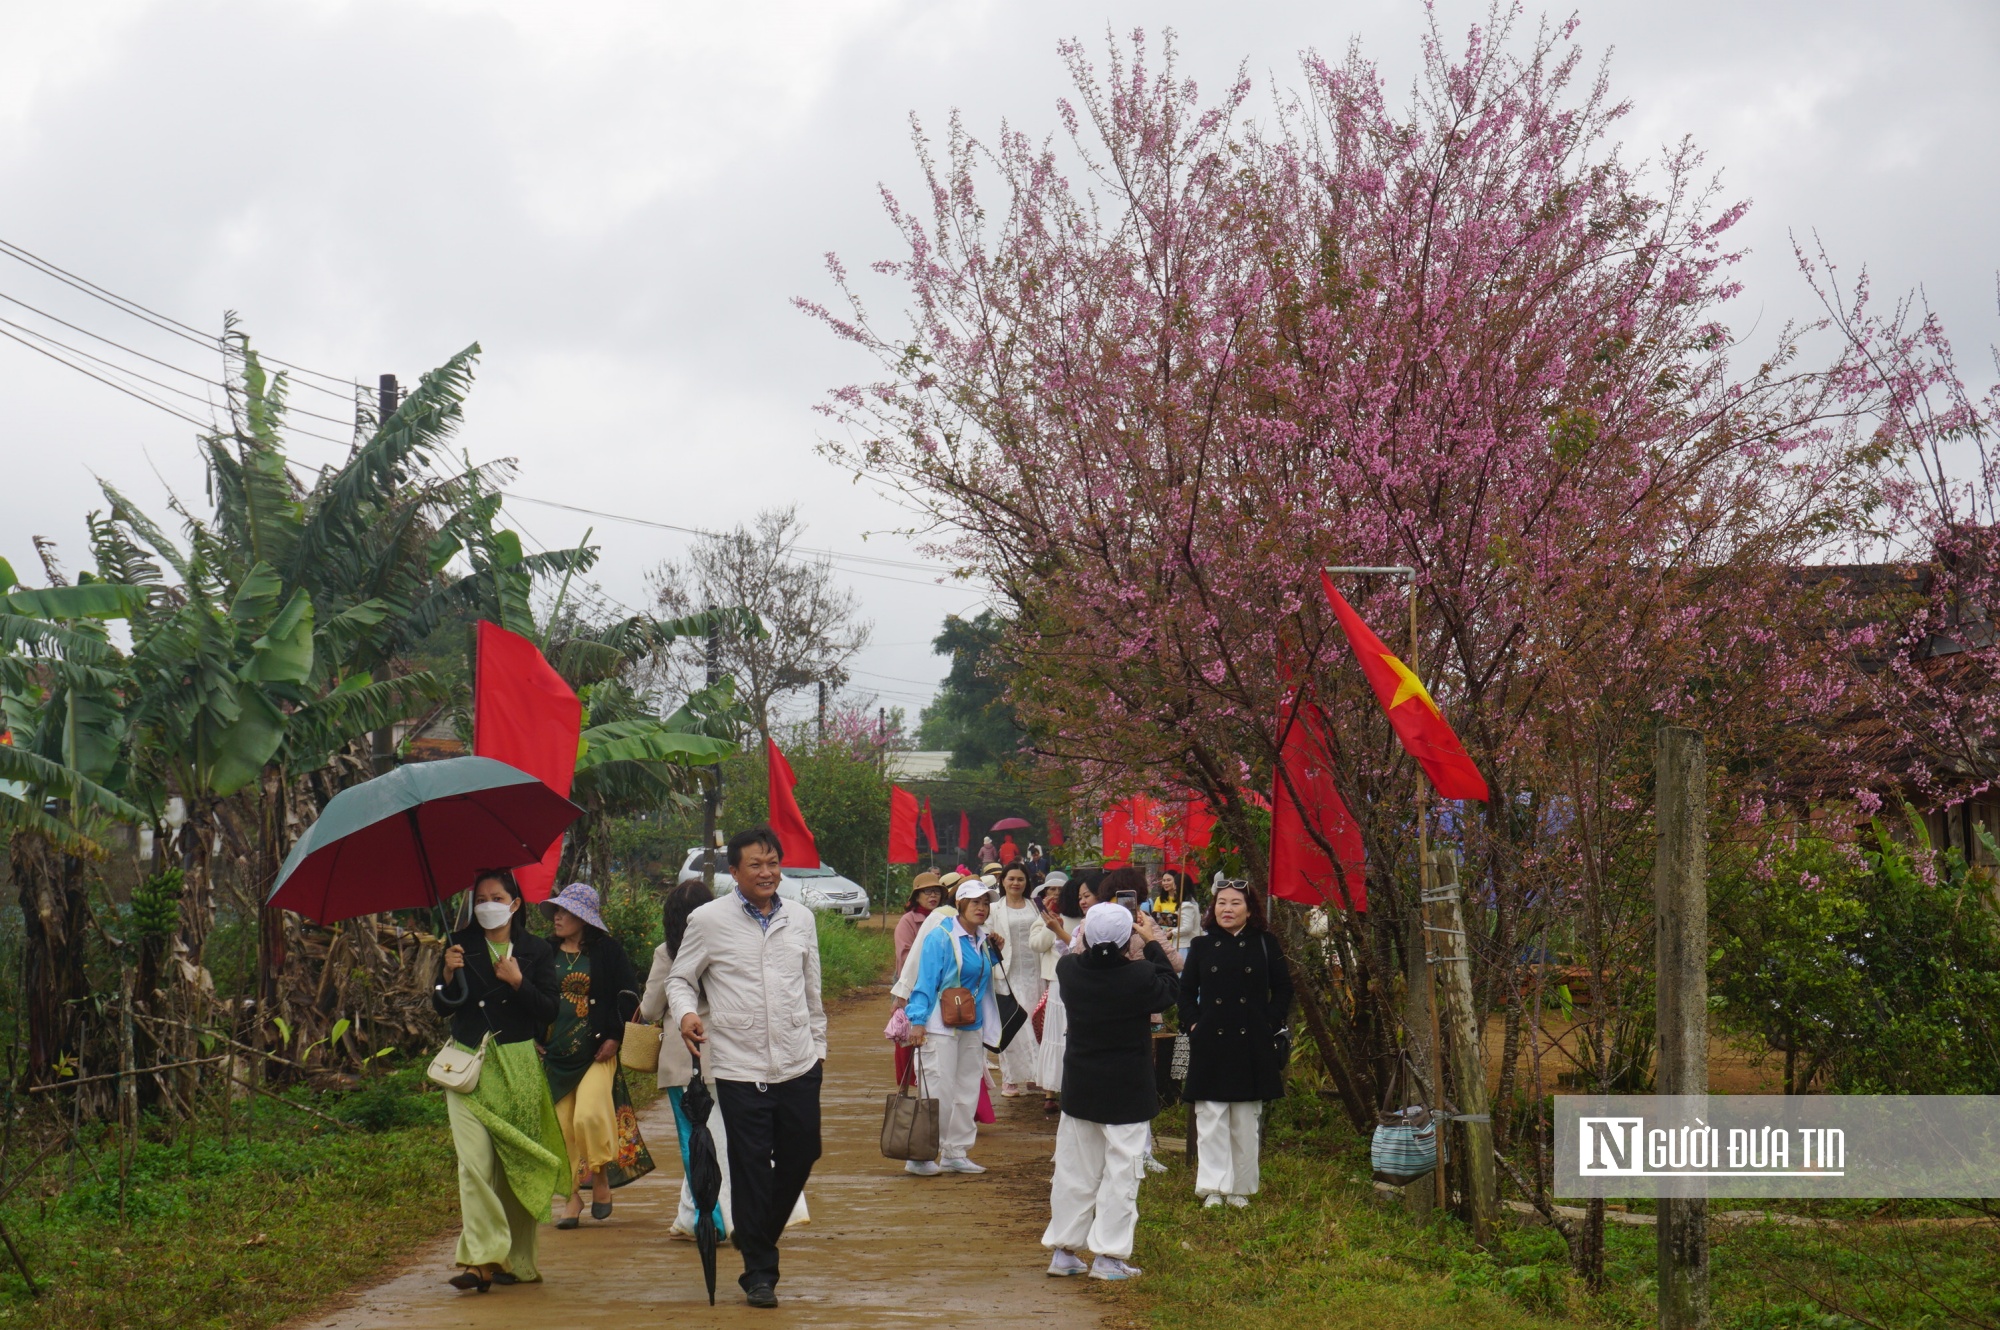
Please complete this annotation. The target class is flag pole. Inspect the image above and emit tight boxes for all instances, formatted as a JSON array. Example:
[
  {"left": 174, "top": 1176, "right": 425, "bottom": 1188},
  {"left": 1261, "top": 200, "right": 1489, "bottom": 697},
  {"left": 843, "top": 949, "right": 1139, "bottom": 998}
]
[{"left": 1327, "top": 564, "right": 1446, "bottom": 1207}]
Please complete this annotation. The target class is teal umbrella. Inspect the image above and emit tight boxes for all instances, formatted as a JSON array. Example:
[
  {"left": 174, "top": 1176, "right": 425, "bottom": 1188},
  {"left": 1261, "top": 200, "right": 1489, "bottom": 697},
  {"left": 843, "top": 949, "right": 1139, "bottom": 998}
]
[{"left": 268, "top": 756, "right": 580, "bottom": 929}]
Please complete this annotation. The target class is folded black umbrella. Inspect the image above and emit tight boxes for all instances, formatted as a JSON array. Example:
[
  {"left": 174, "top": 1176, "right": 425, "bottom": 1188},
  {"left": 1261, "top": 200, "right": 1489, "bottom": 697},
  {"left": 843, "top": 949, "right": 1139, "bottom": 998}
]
[{"left": 682, "top": 1058, "right": 725, "bottom": 1306}]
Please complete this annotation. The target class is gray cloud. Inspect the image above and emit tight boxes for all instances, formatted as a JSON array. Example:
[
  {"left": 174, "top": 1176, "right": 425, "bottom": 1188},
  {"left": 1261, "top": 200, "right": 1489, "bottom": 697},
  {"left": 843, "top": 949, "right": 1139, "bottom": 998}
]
[{"left": 3, "top": 0, "right": 1994, "bottom": 720}]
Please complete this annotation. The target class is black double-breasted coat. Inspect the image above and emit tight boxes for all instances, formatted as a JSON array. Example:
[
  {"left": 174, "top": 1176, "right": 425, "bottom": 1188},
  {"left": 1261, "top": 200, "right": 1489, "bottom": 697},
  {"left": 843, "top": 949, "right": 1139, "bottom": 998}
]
[
  {"left": 432, "top": 926, "right": 560, "bottom": 1047},
  {"left": 1178, "top": 926, "right": 1294, "bottom": 1102}
]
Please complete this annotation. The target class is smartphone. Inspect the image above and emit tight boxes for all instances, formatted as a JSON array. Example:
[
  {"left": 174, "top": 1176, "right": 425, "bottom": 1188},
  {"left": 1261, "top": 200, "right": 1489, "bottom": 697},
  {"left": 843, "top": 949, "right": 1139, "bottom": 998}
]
[{"left": 1115, "top": 889, "right": 1138, "bottom": 910}]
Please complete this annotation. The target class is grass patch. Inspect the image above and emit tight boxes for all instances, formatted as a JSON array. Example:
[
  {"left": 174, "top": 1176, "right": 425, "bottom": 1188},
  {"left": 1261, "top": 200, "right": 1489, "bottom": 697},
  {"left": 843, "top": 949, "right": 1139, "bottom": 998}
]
[
  {"left": 0, "top": 1064, "right": 459, "bottom": 1329},
  {"left": 817, "top": 912, "right": 895, "bottom": 997},
  {"left": 1102, "top": 1094, "right": 2000, "bottom": 1330}
]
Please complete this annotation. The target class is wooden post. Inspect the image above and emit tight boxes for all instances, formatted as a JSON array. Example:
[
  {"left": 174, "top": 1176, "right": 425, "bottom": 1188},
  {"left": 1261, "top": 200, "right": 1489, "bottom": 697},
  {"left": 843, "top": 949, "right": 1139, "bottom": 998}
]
[
  {"left": 1402, "top": 897, "right": 1435, "bottom": 1219},
  {"left": 1654, "top": 727, "right": 1710, "bottom": 1330},
  {"left": 1429, "top": 849, "right": 1497, "bottom": 1245}
]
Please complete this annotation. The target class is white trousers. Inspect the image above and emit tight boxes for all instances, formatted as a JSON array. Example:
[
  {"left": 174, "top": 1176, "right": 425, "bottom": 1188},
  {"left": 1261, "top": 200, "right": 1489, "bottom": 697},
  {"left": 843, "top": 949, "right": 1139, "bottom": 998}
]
[
  {"left": 919, "top": 1028, "right": 988, "bottom": 1161},
  {"left": 996, "top": 970, "right": 1044, "bottom": 1087},
  {"left": 1036, "top": 983, "right": 1068, "bottom": 1091},
  {"left": 1041, "top": 1115, "right": 1149, "bottom": 1260},
  {"left": 1193, "top": 1100, "right": 1262, "bottom": 1198}
]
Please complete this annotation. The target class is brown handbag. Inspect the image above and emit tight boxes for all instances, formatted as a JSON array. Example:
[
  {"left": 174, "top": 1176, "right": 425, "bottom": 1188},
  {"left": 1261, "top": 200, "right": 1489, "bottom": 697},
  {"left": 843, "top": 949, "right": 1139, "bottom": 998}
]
[
  {"left": 880, "top": 1052, "right": 941, "bottom": 1161},
  {"left": 937, "top": 932, "right": 979, "bottom": 1027}
]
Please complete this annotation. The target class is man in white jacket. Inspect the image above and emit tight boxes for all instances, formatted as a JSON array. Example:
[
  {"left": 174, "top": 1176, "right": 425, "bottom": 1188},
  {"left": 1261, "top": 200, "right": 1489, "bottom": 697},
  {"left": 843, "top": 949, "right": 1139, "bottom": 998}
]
[{"left": 668, "top": 826, "right": 827, "bottom": 1310}]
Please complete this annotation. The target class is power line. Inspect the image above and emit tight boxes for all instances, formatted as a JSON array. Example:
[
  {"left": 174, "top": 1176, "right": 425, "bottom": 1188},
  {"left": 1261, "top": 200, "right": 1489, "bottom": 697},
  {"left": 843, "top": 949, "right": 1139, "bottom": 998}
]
[
  {"left": 0, "top": 324, "right": 215, "bottom": 431},
  {"left": 500, "top": 492, "right": 985, "bottom": 590},
  {"left": 0, "top": 236, "right": 363, "bottom": 400}
]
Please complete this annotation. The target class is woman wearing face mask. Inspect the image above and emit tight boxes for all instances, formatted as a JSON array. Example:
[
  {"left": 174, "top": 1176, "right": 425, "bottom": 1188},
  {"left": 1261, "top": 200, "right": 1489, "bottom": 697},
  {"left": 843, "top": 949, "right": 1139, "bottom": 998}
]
[
  {"left": 434, "top": 870, "right": 567, "bottom": 1292},
  {"left": 1179, "top": 880, "right": 1293, "bottom": 1208},
  {"left": 541, "top": 882, "right": 650, "bottom": 1229}
]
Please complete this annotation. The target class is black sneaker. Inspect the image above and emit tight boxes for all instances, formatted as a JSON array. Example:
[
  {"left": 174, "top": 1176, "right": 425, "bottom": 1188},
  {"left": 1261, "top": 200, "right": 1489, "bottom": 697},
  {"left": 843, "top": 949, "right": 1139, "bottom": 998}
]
[{"left": 745, "top": 1280, "right": 779, "bottom": 1309}]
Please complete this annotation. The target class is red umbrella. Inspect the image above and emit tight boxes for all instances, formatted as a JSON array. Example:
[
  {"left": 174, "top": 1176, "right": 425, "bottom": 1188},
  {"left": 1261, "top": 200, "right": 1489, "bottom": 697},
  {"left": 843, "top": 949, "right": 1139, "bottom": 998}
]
[
  {"left": 990, "top": 816, "right": 1031, "bottom": 831},
  {"left": 269, "top": 756, "right": 580, "bottom": 924}
]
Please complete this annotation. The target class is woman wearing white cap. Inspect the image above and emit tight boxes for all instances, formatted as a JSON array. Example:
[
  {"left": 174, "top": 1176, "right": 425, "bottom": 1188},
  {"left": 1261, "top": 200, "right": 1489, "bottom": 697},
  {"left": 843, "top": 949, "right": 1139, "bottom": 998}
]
[
  {"left": 904, "top": 878, "right": 1003, "bottom": 1175},
  {"left": 1041, "top": 899, "right": 1179, "bottom": 1281}
]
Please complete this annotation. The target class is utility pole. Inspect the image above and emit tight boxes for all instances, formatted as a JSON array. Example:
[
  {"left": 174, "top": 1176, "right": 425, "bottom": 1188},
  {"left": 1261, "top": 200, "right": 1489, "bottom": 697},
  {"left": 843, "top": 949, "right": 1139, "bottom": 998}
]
[
  {"left": 1655, "top": 727, "right": 1710, "bottom": 1330},
  {"left": 702, "top": 620, "right": 723, "bottom": 892},
  {"left": 370, "top": 373, "right": 400, "bottom": 775},
  {"left": 1429, "top": 849, "right": 1497, "bottom": 1245},
  {"left": 817, "top": 681, "right": 827, "bottom": 743}
]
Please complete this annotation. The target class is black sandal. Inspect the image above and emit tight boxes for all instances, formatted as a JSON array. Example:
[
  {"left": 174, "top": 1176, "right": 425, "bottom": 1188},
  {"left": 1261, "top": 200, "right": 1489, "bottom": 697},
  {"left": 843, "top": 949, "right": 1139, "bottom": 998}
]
[{"left": 448, "top": 1271, "right": 491, "bottom": 1293}]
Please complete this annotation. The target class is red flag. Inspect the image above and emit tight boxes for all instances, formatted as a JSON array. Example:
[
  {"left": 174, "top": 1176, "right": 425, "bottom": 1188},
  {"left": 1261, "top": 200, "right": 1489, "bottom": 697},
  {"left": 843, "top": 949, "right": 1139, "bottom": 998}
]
[
  {"left": 956, "top": 809, "right": 970, "bottom": 854},
  {"left": 1101, "top": 801, "right": 1132, "bottom": 868},
  {"left": 888, "top": 785, "right": 920, "bottom": 864},
  {"left": 921, "top": 798, "right": 940, "bottom": 855},
  {"left": 764, "top": 738, "right": 820, "bottom": 868},
  {"left": 1320, "top": 574, "right": 1490, "bottom": 801},
  {"left": 1165, "top": 796, "right": 1216, "bottom": 872},
  {"left": 1047, "top": 814, "right": 1065, "bottom": 849},
  {"left": 1270, "top": 701, "right": 1367, "bottom": 910},
  {"left": 473, "top": 620, "right": 581, "bottom": 903}
]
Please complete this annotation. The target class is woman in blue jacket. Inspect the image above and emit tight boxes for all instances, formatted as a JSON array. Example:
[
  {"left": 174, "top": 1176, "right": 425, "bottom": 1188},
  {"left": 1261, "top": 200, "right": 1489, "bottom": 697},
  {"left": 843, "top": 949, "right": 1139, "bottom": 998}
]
[{"left": 905, "top": 879, "right": 1001, "bottom": 1176}]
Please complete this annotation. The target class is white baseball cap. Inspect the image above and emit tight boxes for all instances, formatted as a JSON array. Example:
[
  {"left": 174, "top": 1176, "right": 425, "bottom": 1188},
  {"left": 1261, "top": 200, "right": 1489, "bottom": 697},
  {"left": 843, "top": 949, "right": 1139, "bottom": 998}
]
[{"left": 954, "top": 880, "right": 994, "bottom": 902}]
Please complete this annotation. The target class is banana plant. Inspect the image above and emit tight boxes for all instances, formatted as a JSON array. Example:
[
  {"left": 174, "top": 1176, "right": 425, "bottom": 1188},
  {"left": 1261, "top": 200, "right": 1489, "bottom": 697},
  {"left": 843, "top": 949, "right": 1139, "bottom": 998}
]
[{"left": 1, "top": 555, "right": 149, "bottom": 1082}]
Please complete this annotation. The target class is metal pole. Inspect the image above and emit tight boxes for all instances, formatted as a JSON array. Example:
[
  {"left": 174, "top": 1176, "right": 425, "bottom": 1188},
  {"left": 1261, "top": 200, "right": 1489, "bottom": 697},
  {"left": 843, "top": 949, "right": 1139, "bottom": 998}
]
[
  {"left": 1327, "top": 565, "right": 1443, "bottom": 1208},
  {"left": 703, "top": 621, "right": 721, "bottom": 892},
  {"left": 370, "top": 373, "right": 400, "bottom": 778}
]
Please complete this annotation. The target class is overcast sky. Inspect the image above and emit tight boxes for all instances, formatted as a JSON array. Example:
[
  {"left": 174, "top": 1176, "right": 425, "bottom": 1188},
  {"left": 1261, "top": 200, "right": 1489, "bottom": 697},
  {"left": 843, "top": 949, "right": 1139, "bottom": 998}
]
[{"left": 2, "top": 0, "right": 1994, "bottom": 725}]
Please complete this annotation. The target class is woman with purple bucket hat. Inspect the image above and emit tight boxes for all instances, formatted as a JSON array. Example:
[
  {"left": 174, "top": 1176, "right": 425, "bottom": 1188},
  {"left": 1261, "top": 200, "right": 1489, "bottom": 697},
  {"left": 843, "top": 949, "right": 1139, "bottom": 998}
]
[{"left": 541, "top": 882, "right": 653, "bottom": 1227}]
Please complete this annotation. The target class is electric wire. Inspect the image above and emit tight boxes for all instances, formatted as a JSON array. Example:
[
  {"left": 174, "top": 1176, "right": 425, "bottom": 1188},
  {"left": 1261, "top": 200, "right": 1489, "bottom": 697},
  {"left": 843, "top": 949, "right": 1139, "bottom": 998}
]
[
  {"left": 500, "top": 493, "right": 959, "bottom": 573},
  {"left": 0, "top": 236, "right": 363, "bottom": 400},
  {"left": 0, "top": 313, "right": 361, "bottom": 445}
]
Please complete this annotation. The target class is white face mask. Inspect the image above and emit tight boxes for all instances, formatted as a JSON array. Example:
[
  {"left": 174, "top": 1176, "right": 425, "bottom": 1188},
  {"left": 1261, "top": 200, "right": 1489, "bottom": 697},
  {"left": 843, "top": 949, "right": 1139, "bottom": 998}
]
[{"left": 473, "top": 900, "right": 514, "bottom": 931}]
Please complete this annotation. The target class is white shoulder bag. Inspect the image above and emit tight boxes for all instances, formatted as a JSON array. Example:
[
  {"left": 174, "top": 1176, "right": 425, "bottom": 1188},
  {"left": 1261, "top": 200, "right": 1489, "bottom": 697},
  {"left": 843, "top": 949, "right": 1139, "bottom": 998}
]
[{"left": 428, "top": 1032, "right": 490, "bottom": 1093}]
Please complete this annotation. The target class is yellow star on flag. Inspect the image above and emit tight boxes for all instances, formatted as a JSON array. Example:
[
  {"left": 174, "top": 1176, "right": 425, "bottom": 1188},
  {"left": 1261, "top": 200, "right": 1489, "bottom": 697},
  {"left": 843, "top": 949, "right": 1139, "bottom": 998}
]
[{"left": 1382, "top": 652, "right": 1440, "bottom": 716}]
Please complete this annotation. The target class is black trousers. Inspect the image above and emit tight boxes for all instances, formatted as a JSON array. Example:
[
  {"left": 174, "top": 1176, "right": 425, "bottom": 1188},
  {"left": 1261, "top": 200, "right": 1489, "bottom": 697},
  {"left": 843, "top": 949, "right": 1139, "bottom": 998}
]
[{"left": 715, "top": 1064, "right": 823, "bottom": 1289}]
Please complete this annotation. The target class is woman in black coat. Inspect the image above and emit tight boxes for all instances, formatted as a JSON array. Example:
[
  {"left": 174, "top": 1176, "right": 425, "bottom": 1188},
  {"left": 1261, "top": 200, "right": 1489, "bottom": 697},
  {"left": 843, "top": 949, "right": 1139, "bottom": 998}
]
[
  {"left": 1177, "top": 880, "right": 1293, "bottom": 1208},
  {"left": 1040, "top": 901, "right": 1180, "bottom": 1281},
  {"left": 432, "top": 870, "right": 567, "bottom": 1291}
]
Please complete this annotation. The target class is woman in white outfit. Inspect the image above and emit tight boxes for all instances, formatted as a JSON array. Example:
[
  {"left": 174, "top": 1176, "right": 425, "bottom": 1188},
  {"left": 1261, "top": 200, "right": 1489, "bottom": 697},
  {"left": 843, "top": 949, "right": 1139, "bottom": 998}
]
[
  {"left": 905, "top": 880, "right": 1002, "bottom": 1175},
  {"left": 1031, "top": 872, "right": 1097, "bottom": 1115},
  {"left": 640, "top": 873, "right": 808, "bottom": 1237},
  {"left": 989, "top": 864, "right": 1043, "bottom": 1095},
  {"left": 1042, "top": 901, "right": 1180, "bottom": 1281}
]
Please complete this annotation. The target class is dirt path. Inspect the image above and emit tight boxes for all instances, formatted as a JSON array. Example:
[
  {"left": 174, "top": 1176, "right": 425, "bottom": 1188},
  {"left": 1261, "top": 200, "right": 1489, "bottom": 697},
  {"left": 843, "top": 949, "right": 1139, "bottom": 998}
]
[{"left": 294, "top": 987, "right": 1107, "bottom": 1330}]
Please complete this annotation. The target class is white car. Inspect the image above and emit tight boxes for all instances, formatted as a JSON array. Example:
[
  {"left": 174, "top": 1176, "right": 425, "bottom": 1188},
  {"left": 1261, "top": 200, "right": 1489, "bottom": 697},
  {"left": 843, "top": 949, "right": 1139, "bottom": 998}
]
[{"left": 679, "top": 849, "right": 871, "bottom": 921}]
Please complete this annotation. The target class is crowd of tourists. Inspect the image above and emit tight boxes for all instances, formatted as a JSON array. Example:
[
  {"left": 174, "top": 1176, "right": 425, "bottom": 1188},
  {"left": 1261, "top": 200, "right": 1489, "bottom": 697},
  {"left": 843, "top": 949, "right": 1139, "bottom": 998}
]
[
  {"left": 885, "top": 856, "right": 1290, "bottom": 1280},
  {"left": 425, "top": 825, "right": 1292, "bottom": 1307}
]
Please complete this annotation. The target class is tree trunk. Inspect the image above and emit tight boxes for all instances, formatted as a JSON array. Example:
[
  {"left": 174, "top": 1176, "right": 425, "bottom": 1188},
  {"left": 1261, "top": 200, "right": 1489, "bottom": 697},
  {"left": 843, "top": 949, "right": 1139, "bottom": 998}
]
[{"left": 11, "top": 833, "right": 92, "bottom": 1085}]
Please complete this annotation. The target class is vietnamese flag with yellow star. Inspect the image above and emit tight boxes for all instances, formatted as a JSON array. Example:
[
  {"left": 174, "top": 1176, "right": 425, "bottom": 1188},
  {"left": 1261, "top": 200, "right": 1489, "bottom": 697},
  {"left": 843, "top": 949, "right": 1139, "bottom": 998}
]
[{"left": 1319, "top": 573, "right": 1490, "bottom": 801}]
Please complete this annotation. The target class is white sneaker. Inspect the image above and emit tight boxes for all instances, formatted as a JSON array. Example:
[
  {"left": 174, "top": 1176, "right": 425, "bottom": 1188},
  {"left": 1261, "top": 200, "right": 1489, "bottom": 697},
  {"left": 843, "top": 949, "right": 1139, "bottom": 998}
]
[
  {"left": 905, "top": 1160, "right": 942, "bottom": 1176},
  {"left": 1089, "top": 1256, "right": 1142, "bottom": 1280},
  {"left": 1202, "top": 1194, "right": 1224, "bottom": 1208},
  {"left": 1226, "top": 1194, "right": 1250, "bottom": 1208},
  {"left": 1143, "top": 1153, "right": 1169, "bottom": 1174},
  {"left": 941, "top": 1157, "right": 987, "bottom": 1174},
  {"left": 1046, "top": 1248, "right": 1088, "bottom": 1277}
]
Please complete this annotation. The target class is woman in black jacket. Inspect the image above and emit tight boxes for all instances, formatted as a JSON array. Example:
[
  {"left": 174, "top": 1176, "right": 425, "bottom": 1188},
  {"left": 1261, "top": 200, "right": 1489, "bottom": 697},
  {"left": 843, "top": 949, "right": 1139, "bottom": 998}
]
[
  {"left": 1040, "top": 901, "right": 1180, "bottom": 1282},
  {"left": 540, "top": 881, "right": 652, "bottom": 1228},
  {"left": 1178, "top": 879, "right": 1293, "bottom": 1208},
  {"left": 432, "top": 870, "right": 567, "bottom": 1292}
]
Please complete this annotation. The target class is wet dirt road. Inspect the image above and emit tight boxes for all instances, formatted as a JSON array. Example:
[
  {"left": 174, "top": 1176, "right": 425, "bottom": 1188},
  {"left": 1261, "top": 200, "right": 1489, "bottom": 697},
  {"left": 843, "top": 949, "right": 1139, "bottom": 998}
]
[{"left": 293, "top": 987, "right": 1108, "bottom": 1330}]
